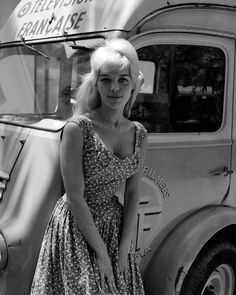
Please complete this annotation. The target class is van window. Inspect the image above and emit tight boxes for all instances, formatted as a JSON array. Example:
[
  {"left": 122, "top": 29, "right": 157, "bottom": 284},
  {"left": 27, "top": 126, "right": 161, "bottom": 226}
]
[
  {"left": 130, "top": 45, "right": 225, "bottom": 133},
  {"left": 0, "top": 42, "right": 91, "bottom": 127}
]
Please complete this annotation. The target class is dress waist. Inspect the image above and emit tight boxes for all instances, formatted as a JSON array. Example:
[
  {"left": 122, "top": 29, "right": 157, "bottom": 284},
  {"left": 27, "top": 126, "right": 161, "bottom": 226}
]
[
  {"left": 62, "top": 194, "right": 122, "bottom": 222},
  {"left": 88, "top": 195, "right": 122, "bottom": 221}
]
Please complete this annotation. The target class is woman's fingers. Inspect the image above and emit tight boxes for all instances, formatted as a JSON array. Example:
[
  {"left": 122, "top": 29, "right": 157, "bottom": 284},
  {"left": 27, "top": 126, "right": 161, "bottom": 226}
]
[
  {"left": 99, "top": 269, "right": 118, "bottom": 294},
  {"left": 106, "top": 273, "right": 118, "bottom": 294},
  {"left": 119, "top": 267, "right": 128, "bottom": 279},
  {"left": 96, "top": 251, "right": 119, "bottom": 294},
  {"left": 123, "top": 267, "right": 128, "bottom": 282},
  {"left": 100, "top": 272, "right": 105, "bottom": 290}
]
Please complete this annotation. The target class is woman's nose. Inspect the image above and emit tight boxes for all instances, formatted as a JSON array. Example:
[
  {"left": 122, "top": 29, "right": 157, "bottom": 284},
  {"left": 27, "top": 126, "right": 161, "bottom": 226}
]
[{"left": 111, "top": 81, "right": 119, "bottom": 93}]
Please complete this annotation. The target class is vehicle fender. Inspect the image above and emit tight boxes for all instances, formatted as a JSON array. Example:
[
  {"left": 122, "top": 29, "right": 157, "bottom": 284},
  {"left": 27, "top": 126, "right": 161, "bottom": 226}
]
[{"left": 143, "top": 205, "right": 236, "bottom": 295}]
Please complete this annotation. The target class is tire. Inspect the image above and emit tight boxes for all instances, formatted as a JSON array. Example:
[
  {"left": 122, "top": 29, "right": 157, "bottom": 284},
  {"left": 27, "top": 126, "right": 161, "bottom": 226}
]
[{"left": 180, "top": 238, "right": 236, "bottom": 295}]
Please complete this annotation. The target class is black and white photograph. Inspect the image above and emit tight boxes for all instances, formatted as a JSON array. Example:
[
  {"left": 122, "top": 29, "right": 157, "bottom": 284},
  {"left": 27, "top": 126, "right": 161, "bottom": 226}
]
[{"left": 0, "top": 1, "right": 236, "bottom": 294}]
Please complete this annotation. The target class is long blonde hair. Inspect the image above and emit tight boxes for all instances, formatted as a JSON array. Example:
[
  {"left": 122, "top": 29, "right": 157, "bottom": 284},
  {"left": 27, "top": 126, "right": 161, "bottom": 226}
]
[{"left": 72, "top": 38, "right": 143, "bottom": 119}]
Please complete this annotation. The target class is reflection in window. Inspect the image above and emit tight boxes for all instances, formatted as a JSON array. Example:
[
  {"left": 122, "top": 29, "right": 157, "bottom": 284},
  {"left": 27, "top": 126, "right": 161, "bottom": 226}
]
[
  {"left": 0, "top": 54, "right": 35, "bottom": 114},
  {"left": 0, "top": 43, "right": 91, "bottom": 125},
  {"left": 35, "top": 56, "right": 60, "bottom": 114},
  {"left": 130, "top": 44, "right": 225, "bottom": 133}
]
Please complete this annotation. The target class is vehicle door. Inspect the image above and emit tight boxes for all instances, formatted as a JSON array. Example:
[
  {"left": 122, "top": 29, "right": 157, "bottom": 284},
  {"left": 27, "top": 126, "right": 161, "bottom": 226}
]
[
  {"left": 0, "top": 42, "right": 76, "bottom": 295},
  {"left": 130, "top": 32, "right": 234, "bottom": 270}
]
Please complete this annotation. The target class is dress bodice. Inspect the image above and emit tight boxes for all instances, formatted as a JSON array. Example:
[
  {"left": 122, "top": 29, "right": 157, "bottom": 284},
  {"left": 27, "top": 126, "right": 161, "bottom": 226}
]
[{"left": 69, "top": 116, "right": 147, "bottom": 213}]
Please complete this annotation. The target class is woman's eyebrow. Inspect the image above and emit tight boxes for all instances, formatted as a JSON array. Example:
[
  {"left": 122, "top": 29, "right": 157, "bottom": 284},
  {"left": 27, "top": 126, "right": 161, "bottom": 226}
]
[{"left": 98, "top": 73, "right": 130, "bottom": 77}]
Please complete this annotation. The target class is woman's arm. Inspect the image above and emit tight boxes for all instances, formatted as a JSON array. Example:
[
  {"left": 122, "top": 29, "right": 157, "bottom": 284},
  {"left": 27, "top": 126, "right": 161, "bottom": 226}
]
[
  {"left": 60, "top": 122, "right": 118, "bottom": 293},
  {"left": 118, "top": 132, "right": 148, "bottom": 272}
]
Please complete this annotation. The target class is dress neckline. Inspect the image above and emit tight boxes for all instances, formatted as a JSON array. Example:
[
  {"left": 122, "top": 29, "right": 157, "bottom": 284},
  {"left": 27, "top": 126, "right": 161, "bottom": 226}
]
[{"left": 80, "top": 115, "right": 139, "bottom": 161}]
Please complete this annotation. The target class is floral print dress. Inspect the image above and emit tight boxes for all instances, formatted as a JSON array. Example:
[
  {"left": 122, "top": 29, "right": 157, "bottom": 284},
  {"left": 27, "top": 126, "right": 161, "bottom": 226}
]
[{"left": 30, "top": 115, "right": 147, "bottom": 295}]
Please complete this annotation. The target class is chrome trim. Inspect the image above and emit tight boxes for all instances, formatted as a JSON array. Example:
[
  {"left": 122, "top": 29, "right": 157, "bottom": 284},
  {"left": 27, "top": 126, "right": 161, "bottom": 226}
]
[
  {"left": 0, "top": 182, "right": 6, "bottom": 190},
  {"left": 0, "top": 171, "right": 9, "bottom": 180},
  {"left": 0, "top": 233, "right": 8, "bottom": 270},
  {"left": 0, "top": 171, "right": 9, "bottom": 200}
]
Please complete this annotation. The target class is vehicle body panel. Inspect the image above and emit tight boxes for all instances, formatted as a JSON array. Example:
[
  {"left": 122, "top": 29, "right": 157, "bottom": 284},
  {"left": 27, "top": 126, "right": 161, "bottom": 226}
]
[
  {"left": 1, "top": 1, "right": 236, "bottom": 295},
  {"left": 144, "top": 206, "right": 236, "bottom": 295},
  {"left": 0, "top": 122, "right": 64, "bottom": 294},
  {"left": 1, "top": 0, "right": 236, "bottom": 43}
]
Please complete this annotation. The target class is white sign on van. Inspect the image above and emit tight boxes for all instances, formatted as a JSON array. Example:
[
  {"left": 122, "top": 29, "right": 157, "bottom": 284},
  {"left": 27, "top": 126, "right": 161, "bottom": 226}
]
[
  {"left": 0, "top": 0, "right": 144, "bottom": 42},
  {"left": 17, "top": 0, "right": 91, "bottom": 39}
]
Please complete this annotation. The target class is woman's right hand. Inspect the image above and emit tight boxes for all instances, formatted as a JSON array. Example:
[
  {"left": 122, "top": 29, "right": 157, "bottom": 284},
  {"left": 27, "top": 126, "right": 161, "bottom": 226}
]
[{"left": 96, "top": 251, "right": 119, "bottom": 294}]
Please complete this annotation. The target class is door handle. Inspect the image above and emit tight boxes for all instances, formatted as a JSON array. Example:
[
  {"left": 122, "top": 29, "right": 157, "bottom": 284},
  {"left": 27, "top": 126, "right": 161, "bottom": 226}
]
[{"left": 210, "top": 166, "right": 234, "bottom": 177}]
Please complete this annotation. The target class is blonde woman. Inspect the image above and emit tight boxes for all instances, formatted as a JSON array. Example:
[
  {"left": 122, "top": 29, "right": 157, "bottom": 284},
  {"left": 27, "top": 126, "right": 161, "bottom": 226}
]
[{"left": 31, "top": 39, "right": 147, "bottom": 295}]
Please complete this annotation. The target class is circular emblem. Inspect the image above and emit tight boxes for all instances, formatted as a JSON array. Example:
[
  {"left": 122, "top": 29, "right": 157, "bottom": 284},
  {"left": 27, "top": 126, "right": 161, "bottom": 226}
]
[
  {"left": 18, "top": 2, "right": 32, "bottom": 18},
  {"left": 135, "top": 175, "right": 164, "bottom": 255}
]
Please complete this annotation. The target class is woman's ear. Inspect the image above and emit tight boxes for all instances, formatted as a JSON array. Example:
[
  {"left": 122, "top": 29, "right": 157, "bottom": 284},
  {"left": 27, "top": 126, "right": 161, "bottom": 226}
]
[{"left": 138, "top": 71, "right": 144, "bottom": 91}]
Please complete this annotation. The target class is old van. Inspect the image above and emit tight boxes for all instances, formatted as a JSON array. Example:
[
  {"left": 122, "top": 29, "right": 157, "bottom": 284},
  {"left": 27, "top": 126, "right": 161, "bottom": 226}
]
[{"left": 1, "top": 0, "right": 236, "bottom": 294}]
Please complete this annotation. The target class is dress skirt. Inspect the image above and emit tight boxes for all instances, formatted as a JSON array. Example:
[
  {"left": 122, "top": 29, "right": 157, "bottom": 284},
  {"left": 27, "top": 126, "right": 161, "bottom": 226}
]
[{"left": 30, "top": 195, "right": 145, "bottom": 295}]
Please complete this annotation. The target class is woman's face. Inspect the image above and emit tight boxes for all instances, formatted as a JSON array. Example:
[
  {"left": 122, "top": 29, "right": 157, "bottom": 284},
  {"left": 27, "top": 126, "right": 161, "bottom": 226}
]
[{"left": 96, "top": 65, "right": 133, "bottom": 112}]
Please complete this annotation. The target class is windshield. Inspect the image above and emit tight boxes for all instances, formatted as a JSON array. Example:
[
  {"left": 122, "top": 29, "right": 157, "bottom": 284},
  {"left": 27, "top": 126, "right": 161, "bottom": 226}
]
[{"left": 0, "top": 40, "right": 96, "bottom": 128}]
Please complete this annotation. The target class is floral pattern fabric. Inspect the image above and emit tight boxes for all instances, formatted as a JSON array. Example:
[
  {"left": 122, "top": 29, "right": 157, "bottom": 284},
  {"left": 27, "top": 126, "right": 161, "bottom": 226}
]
[{"left": 30, "top": 115, "right": 146, "bottom": 295}]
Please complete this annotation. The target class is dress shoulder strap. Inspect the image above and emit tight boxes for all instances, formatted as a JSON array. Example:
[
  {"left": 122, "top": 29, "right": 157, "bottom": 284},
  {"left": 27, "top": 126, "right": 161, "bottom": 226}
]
[
  {"left": 61, "top": 116, "right": 92, "bottom": 144},
  {"left": 134, "top": 121, "right": 147, "bottom": 147}
]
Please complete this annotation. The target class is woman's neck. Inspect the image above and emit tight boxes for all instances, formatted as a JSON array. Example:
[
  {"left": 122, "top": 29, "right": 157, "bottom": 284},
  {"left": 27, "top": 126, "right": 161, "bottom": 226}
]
[{"left": 95, "top": 107, "right": 124, "bottom": 129}]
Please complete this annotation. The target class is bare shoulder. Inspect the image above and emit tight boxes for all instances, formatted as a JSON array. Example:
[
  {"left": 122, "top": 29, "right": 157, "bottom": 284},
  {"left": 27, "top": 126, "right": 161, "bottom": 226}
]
[
  {"left": 125, "top": 118, "right": 147, "bottom": 137},
  {"left": 123, "top": 118, "right": 136, "bottom": 131},
  {"left": 62, "top": 121, "right": 83, "bottom": 142}
]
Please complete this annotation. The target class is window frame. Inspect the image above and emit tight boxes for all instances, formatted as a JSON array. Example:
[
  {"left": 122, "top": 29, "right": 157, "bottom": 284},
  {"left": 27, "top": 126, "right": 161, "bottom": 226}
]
[{"left": 130, "top": 32, "right": 233, "bottom": 139}]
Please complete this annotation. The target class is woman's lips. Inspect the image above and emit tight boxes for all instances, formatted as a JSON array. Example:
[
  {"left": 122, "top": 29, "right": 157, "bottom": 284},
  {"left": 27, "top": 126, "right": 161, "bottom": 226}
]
[{"left": 108, "top": 96, "right": 122, "bottom": 99}]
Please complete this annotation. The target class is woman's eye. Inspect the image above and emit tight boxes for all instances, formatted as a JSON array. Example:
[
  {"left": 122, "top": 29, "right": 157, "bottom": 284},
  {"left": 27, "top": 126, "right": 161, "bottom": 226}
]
[
  {"left": 101, "top": 78, "right": 111, "bottom": 84},
  {"left": 119, "top": 78, "right": 129, "bottom": 83}
]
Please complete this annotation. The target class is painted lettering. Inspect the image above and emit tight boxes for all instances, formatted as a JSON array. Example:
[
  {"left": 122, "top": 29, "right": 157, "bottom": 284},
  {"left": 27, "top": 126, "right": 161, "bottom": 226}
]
[
  {"left": 17, "top": 23, "right": 28, "bottom": 38},
  {"left": 143, "top": 166, "right": 170, "bottom": 199},
  {"left": 46, "top": 21, "right": 53, "bottom": 34},
  {"left": 45, "top": 0, "right": 55, "bottom": 11},
  {"left": 161, "top": 186, "right": 169, "bottom": 198},
  {"left": 18, "top": 2, "right": 32, "bottom": 18},
  {"left": 34, "top": 0, "right": 45, "bottom": 13},
  {"left": 54, "top": 0, "right": 64, "bottom": 9},
  {"left": 63, "top": 0, "right": 74, "bottom": 7},
  {"left": 74, "top": 11, "right": 86, "bottom": 29},
  {"left": 63, "top": 13, "right": 76, "bottom": 31},
  {"left": 16, "top": 2, "right": 89, "bottom": 38},
  {"left": 143, "top": 166, "right": 149, "bottom": 174},
  {"left": 40, "top": 0, "right": 49, "bottom": 11},
  {"left": 52, "top": 15, "right": 64, "bottom": 33},
  {"left": 30, "top": 0, "right": 41, "bottom": 14},
  {"left": 20, "top": 0, "right": 93, "bottom": 19},
  {"left": 24, "top": 22, "right": 33, "bottom": 36},
  {"left": 36, "top": 18, "right": 49, "bottom": 35},
  {"left": 29, "top": 20, "right": 40, "bottom": 36},
  {"left": 71, "top": 0, "right": 92, "bottom": 5}
]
